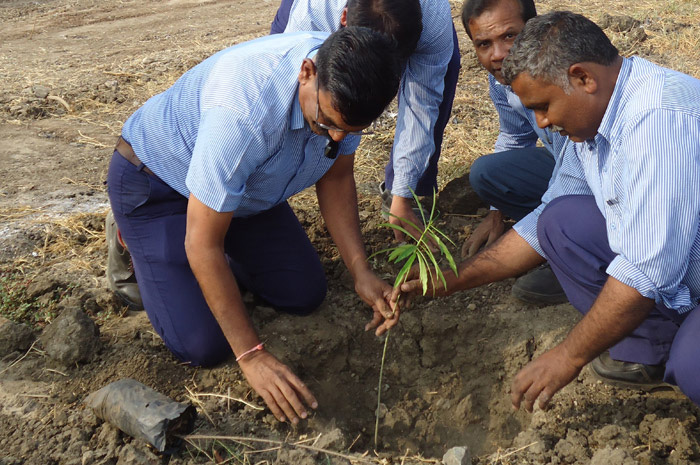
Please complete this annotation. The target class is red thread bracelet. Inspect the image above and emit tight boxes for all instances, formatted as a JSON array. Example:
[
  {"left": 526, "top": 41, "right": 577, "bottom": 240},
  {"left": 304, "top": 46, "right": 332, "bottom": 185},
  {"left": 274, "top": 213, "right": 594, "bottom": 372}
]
[{"left": 236, "top": 342, "right": 264, "bottom": 362}]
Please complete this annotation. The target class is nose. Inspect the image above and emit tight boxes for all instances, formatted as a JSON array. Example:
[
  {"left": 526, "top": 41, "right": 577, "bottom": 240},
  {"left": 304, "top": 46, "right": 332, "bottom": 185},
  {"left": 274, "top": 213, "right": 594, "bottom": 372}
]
[
  {"left": 327, "top": 129, "right": 347, "bottom": 142},
  {"left": 535, "top": 111, "right": 549, "bottom": 129},
  {"left": 492, "top": 41, "right": 509, "bottom": 62}
]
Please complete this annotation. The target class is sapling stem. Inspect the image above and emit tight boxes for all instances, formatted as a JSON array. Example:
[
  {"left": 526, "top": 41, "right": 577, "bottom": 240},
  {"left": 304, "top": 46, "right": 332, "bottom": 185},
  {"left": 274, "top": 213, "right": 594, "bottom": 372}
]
[{"left": 370, "top": 189, "right": 457, "bottom": 450}]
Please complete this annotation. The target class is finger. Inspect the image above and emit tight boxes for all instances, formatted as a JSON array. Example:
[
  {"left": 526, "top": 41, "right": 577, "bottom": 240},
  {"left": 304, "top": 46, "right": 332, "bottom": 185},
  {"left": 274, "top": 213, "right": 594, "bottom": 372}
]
[
  {"left": 510, "top": 376, "right": 532, "bottom": 411},
  {"left": 468, "top": 239, "right": 481, "bottom": 257},
  {"left": 270, "top": 382, "right": 302, "bottom": 424},
  {"left": 365, "top": 311, "right": 383, "bottom": 331},
  {"left": 279, "top": 375, "right": 317, "bottom": 418},
  {"left": 461, "top": 239, "right": 472, "bottom": 259},
  {"left": 400, "top": 279, "right": 422, "bottom": 294},
  {"left": 374, "top": 297, "right": 393, "bottom": 319},
  {"left": 521, "top": 384, "right": 543, "bottom": 413},
  {"left": 537, "top": 387, "right": 554, "bottom": 411},
  {"left": 259, "top": 389, "right": 287, "bottom": 423}
]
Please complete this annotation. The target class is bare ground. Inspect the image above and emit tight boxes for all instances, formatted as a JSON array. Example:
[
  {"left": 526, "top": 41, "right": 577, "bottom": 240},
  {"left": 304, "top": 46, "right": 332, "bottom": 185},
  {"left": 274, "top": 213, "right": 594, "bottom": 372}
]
[{"left": 1, "top": 0, "right": 700, "bottom": 464}]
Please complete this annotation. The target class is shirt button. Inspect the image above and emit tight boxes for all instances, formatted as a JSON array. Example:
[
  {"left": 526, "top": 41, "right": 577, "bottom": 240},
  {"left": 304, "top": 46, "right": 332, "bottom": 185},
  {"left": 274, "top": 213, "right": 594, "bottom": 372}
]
[{"left": 611, "top": 223, "right": 616, "bottom": 230}]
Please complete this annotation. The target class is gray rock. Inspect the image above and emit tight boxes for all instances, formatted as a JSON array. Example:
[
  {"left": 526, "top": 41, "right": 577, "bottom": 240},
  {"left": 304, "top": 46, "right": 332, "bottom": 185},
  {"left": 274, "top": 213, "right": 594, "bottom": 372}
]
[
  {"left": 443, "top": 446, "right": 471, "bottom": 465},
  {"left": 275, "top": 447, "right": 317, "bottom": 465},
  {"left": 40, "top": 306, "right": 100, "bottom": 365},
  {"left": 32, "top": 85, "right": 51, "bottom": 99},
  {"left": 26, "top": 275, "right": 62, "bottom": 299},
  {"left": 116, "top": 444, "right": 160, "bottom": 464},
  {"left": 314, "top": 427, "right": 347, "bottom": 451},
  {"left": 590, "top": 446, "right": 635, "bottom": 465},
  {"left": 0, "top": 316, "right": 34, "bottom": 357}
]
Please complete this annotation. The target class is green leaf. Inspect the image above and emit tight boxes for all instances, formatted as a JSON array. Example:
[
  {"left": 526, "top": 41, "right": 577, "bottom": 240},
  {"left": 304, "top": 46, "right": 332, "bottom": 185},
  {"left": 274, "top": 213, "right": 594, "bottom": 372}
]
[
  {"left": 388, "top": 244, "right": 417, "bottom": 264},
  {"left": 394, "top": 254, "right": 417, "bottom": 288},
  {"left": 416, "top": 252, "right": 428, "bottom": 295}
]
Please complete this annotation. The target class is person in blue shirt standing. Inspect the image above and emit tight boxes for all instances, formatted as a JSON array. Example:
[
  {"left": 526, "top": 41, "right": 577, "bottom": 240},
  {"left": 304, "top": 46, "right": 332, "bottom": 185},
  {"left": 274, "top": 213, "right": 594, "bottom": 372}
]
[
  {"left": 397, "top": 12, "right": 700, "bottom": 410},
  {"left": 271, "top": 0, "right": 460, "bottom": 243},
  {"left": 107, "top": 27, "right": 402, "bottom": 424}
]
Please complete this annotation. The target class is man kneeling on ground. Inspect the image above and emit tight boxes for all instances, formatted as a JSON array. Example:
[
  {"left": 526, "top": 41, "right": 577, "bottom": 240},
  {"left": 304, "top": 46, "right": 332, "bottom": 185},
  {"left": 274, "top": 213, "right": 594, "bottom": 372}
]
[{"left": 107, "top": 27, "right": 402, "bottom": 424}]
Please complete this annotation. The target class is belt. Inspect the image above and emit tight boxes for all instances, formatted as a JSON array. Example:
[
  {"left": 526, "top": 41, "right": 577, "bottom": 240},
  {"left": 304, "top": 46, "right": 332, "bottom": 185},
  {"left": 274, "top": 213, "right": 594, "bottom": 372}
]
[{"left": 115, "top": 137, "right": 157, "bottom": 178}]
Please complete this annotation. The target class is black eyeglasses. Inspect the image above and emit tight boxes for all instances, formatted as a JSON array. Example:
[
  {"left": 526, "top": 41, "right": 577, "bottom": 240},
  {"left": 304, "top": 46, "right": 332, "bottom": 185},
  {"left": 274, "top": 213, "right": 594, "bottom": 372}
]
[{"left": 314, "top": 79, "right": 375, "bottom": 136}]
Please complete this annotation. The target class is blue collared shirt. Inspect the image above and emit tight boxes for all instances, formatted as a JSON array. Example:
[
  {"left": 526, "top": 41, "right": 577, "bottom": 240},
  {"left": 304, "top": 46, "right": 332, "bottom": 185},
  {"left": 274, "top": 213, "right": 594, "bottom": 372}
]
[
  {"left": 283, "top": 0, "right": 454, "bottom": 197},
  {"left": 489, "top": 73, "right": 560, "bottom": 154},
  {"left": 514, "top": 57, "right": 700, "bottom": 313},
  {"left": 121, "top": 31, "right": 360, "bottom": 217}
]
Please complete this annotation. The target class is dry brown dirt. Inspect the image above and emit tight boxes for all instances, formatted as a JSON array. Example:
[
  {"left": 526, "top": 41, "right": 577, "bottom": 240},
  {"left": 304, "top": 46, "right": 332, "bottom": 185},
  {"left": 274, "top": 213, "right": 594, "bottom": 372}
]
[{"left": 2, "top": 0, "right": 700, "bottom": 464}]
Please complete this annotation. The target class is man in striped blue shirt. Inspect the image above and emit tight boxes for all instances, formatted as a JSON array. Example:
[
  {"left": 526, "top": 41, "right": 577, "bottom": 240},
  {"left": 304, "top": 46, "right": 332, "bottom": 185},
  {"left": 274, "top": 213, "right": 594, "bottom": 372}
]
[
  {"left": 400, "top": 12, "right": 700, "bottom": 410},
  {"left": 460, "top": 0, "right": 568, "bottom": 304},
  {"left": 272, "top": 0, "right": 460, "bottom": 243},
  {"left": 107, "top": 27, "right": 402, "bottom": 424}
]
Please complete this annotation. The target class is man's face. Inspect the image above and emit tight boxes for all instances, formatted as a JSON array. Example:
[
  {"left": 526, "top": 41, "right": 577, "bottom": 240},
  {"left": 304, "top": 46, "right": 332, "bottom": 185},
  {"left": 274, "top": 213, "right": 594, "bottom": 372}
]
[
  {"left": 511, "top": 72, "right": 602, "bottom": 143},
  {"left": 298, "top": 58, "right": 367, "bottom": 143},
  {"left": 468, "top": 0, "right": 526, "bottom": 84}
]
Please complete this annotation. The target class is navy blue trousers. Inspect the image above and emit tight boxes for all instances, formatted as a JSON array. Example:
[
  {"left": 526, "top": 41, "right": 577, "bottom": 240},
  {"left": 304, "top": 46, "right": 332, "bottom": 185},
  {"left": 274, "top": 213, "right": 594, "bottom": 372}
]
[
  {"left": 469, "top": 147, "right": 555, "bottom": 221},
  {"left": 538, "top": 195, "right": 700, "bottom": 404},
  {"left": 271, "top": 0, "right": 461, "bottom": 197},
  {"left": 106, "top": 152, "right": 326, "bottom": 366}
]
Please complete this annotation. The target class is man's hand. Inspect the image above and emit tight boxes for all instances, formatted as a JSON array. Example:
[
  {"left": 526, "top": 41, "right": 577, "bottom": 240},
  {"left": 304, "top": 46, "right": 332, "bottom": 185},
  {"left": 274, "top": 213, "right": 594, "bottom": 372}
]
[
  {"left": 391, "top": 266, "right": 458, "bottom": 303},
  {"left": 389, "top": 195, "right": 426, "bottom": 243},
  {"left": 510, "top": 344, "right": 583, "bottom": 412},
  {"left": 355, "top": 270, "right": 399, "bottom": 336},
  {"left": 238, "top": 349, "right": 318, "bottom": 424},
  {"left": 462, "top": 210, "right": 506, "bottom": 258}
]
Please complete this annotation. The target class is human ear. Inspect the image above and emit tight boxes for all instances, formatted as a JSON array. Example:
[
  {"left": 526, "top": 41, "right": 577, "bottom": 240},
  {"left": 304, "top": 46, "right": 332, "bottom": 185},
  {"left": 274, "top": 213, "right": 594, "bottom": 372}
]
[
  {"left": 568, "top": 63, "right": 598, "bottom": 94},
  {"left": 340, "top": 8, "right": 347, "bottom": 27},
  {"left": 298, "top": 58, "right": 316, "bottom": 85}
]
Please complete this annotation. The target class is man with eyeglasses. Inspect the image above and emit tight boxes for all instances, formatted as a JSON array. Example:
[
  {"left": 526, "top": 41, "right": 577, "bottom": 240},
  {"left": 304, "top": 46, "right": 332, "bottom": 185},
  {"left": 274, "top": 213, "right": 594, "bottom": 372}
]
[{"left": 106, "top": 27, "right": 402, "bottom": 424}]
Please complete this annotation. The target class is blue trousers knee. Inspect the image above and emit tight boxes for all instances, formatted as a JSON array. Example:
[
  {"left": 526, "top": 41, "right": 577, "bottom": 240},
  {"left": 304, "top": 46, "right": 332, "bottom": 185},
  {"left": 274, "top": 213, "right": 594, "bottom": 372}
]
[
  {"left": 537, "top": 195, "right": 700, "bottom": 404},
  {"left": 469, "top": 147, "right": 555, "bottom": 221},
  {"left": 106, "top": 152, "right": 327, "bottom": 367}
]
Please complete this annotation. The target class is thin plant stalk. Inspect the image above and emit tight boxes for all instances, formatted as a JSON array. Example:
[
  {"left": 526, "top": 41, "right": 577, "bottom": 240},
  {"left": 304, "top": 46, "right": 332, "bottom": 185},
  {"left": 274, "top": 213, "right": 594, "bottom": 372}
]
[{"left": 370, "top": 188, "right": 457, "bottom": 450}]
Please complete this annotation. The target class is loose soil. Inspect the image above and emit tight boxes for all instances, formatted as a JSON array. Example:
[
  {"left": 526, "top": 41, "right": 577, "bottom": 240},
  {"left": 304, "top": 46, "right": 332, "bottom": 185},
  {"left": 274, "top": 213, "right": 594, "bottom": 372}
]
[{"left": 2, "top": 1, "right": 700, "bottom": 464}]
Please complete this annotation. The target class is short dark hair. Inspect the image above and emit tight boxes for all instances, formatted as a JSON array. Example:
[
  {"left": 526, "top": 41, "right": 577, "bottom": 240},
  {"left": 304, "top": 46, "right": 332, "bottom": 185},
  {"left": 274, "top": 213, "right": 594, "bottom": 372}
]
[
  {"left": 461, "top": 0, "right": 537, "bottom": 38},
  {"left": 316, "top": 26, "right": 401, "bottom": 127},
  {"left": 346, "top": 0, "right": 423, "bottom": 61},
  {"left": 502, "top": 11, "right": 619, "bottom": 89}
]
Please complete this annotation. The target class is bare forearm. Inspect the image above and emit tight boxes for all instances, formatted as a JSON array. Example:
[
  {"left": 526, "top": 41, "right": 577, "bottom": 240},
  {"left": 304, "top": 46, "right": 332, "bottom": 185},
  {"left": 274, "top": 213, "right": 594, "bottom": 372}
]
[
  {"left": 186, "top": 243, "right": 260, "bottom": 356},
  {"left": 316, "top": 166, "right": 370, "bottom": 279},
  {"left": 560, "top": 277, "right": 655, "bottom": 368},
  {"left": 454, "top": 229, "right": 544, "bottom": 292}
]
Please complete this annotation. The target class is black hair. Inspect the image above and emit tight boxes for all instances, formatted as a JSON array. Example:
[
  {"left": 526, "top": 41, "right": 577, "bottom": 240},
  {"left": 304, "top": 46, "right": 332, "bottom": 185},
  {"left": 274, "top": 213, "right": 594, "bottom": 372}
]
[
  {"left": 316, "top": 26, "right": 402, "bottom": 127},
  {"left": 461, "top": 0, "right": 537, "bottom": 38},
  {"left": 503, "top": 11, "right": 619, "bottom": 88},
  {"left": 346, "top": 0, "right": 423, "bottom": 61}
]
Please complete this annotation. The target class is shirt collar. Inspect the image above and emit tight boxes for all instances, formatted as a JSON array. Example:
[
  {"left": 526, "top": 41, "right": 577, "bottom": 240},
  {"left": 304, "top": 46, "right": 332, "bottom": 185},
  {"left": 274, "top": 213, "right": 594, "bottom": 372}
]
[
  {"left": 290, "top": 88, "right": 305, "bottom": 130},
  {"left": 596, "top": 57, "right": 633, "bottom": 143}
]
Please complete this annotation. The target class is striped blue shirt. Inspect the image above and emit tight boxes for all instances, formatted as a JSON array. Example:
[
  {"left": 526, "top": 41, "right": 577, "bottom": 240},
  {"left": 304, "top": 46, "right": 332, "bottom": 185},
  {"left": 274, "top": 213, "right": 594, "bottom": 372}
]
[
  {"left": 121, "top": 32, "right": 360, "bottom": 217},
  {"left": 283, "top": 0, "right": 454, "bottom": 197},
  {"left": 490, "top": 74, "right": 560, "bottom": 154},
  {"left": 514, "top": 57, "right": 700, "bottom": 313}
]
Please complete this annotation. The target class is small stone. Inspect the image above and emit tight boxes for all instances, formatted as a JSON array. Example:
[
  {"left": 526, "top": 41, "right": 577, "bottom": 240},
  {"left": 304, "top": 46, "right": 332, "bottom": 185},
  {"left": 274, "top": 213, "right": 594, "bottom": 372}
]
[
  {"left": 442, "top": 446, "right": 471, "bottom": 465},
  {"left": 0, "top": 316, "right": 34, "bottom": 357},
  {"left": 32, "top": 85, "right": 51, "bottom": 99},
  {"left": 40, "top": 306, "right": 100, "bottom": 365},
  {"left": 314, "top": 428, "right": 347, "bottom": 451}
]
